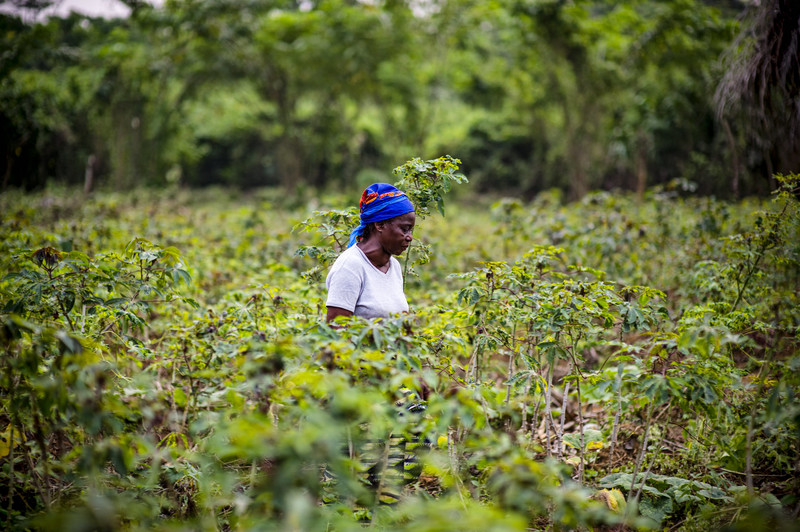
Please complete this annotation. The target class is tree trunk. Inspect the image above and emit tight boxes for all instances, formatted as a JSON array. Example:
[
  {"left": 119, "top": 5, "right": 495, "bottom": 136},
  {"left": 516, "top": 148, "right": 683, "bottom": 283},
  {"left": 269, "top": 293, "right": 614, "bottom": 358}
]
[{"left": 84, "top": 154, "right": 96, "bottom": 194}]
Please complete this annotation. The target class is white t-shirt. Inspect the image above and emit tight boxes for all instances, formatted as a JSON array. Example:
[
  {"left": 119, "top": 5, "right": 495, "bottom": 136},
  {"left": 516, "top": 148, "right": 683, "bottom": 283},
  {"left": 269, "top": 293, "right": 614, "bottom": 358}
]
[{"left": 325, "top": 245, "right": 409, "bottom": 320}]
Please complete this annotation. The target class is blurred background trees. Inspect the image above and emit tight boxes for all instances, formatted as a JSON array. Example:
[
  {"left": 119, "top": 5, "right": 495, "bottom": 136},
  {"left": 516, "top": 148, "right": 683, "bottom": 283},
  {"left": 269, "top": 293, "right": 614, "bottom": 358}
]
[{"left": 1, "top": 0, "right": 794, "bottom": 198}]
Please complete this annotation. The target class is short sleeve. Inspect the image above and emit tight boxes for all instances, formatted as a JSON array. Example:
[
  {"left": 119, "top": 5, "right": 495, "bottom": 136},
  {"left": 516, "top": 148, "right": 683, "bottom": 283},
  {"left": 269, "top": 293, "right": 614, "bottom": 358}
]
[{"left": 325, "top": 261, "right": 363, "bottom": 312}]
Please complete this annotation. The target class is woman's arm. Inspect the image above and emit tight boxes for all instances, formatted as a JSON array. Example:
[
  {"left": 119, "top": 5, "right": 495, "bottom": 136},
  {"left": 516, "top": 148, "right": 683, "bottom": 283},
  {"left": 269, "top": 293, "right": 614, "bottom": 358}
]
[{"left": 326, "top": 306, "right": 354, "bottom": 322}]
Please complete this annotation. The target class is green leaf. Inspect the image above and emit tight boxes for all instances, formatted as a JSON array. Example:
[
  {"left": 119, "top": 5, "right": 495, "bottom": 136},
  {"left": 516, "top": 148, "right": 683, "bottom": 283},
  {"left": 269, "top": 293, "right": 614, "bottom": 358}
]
[
  {"left": 696, "top": 488, "right": 731, "bottom": 501},
  {"left": 172, "top": 268, "right": 192, "bottom": 286},
  {"left": 638, "top": 496, "right": 673, "bottom": 526},
  {"left": 62, "top": 290, "right": 76, "bottom": 314},
  {"left": 55, "top": 331, "right": 83, "bottom": 353},
  {"left": 174, "top": 387, "right": 187, "bottom": 408},
  {"left": 457, "top": 286, "right": 483, "bottom": 306}
]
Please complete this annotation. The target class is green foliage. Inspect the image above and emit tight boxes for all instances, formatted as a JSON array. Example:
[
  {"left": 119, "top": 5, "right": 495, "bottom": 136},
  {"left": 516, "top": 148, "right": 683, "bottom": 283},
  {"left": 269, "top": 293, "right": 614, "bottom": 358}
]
[
  {"left": 1, "top": 176, "right": 799, "bottom": 530},
  {"left": 392, "top": 155, "right": 468, "bottom": 218},
  {"left": 0, "top": 1, "right": 768, "bottom": 196}
]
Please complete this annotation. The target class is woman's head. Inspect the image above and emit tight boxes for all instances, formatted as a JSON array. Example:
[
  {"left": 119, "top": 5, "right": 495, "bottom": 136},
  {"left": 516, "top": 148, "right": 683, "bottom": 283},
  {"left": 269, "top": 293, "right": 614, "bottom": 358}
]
[
  {"left": 347, "top": 183, "right": 415, "bottom": 248},
  {"left": 360, "top": 211, "right": 416, "bottom": 254}
]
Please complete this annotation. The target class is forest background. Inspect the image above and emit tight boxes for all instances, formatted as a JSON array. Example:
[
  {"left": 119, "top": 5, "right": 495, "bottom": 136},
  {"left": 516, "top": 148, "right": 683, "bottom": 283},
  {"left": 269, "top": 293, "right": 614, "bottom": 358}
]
[
  {"left": 2, "top": 0, "right": 800, "bottom": 531},
  {"left": 2, "top": 0, "right": 798, "bottom": 198}
]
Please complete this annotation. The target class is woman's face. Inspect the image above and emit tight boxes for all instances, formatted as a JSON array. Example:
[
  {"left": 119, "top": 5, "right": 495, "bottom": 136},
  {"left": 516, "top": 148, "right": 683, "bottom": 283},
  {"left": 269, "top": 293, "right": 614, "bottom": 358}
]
[{"left": 377, "top": 212, "right": 416, "bottom": 255}]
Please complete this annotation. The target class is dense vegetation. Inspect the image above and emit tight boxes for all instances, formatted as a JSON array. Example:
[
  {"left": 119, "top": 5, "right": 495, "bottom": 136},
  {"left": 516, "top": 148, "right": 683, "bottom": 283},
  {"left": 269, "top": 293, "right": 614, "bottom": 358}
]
[
  {"left": 3, "top": 0, "right": 800, "bottom": 528},
  {"left": 1, "top": 157, "right": 798, "bottom": 530},
  {"left": 4, "top": 0, "right": 795, "bottom": 198}
]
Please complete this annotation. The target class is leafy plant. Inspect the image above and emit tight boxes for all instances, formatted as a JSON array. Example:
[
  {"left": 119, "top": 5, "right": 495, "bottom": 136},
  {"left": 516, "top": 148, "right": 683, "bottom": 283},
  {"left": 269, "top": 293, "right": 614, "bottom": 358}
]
[{"left": 1, "top": 175, "right": 798, "bottom": 531}]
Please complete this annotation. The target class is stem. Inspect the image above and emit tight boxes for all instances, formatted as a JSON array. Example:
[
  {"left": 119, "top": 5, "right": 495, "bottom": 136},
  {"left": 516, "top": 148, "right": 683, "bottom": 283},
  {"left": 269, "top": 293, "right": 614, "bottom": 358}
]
[
  {"left": 447, "top": 428, "right": 467, "bottom": 509},
  {"left": 609, "top": 365, "right": 624, "bottom": 461},
  {"left": 505, "top": 322, "right": 517, "bottom": 406},
  {"left": 628, "top": 401, "right": 655, "bottom": 508},
  {"left": 544, "top": 362, "right": 554, "bottom": 457},
  {"left": 731, "top": 255, "right": 764, "bottom": 313},
  {"left": 633, "top": 440, "right": 660, "bottom": 504},
  {"left": 521, "top": 375, "right": 531, "bottom": 433},
  {"left": 574, "top": 366, "right": 585, "bottom": 484},
  {"left": 558, "top": 366, "right": 572, "bottom": 460},
  {"left": 505, "top": 352, "right": 514, "bottom": 405},
  {"left": 465, "top": 342, "right": 479, "bottom": 383},
  {"left": 252, "top": 295, "right": 260, "bottom": 331},
  {"left": 57, "top": 295, "right": 75, "bottom": 332},
  {"left": 181, "top": 347, "right": 198, "bottom": 432},
  {"left": 529, "top": 336, "right": 540, "bottom": 439},
  {"left": 566, "top": 337, "right": 586, "bottom": 483},
  {"left": 531, "top": 383, "right": 541, "bottom": 438},
  {"left": 403, "top": 243, "right": 412, "bottom": 279}
]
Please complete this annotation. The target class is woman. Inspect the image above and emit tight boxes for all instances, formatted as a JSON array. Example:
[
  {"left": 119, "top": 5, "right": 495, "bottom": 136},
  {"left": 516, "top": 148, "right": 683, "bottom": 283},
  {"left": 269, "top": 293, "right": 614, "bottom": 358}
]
[{"left": 326, "top": 183, "right": 416, "bottom": 322}]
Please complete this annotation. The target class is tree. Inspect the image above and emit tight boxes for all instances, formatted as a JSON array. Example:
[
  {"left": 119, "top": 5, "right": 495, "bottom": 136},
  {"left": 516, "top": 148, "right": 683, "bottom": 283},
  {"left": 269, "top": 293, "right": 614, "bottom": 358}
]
[
  {"left": 716, "top": 0, "right": 800, "bottom": 192},
  {"left": 421, "top": 0, "right": 738, "bottom": 199},
  {"left": 0, "top": 13, "right": 96, "bottom": 189}
]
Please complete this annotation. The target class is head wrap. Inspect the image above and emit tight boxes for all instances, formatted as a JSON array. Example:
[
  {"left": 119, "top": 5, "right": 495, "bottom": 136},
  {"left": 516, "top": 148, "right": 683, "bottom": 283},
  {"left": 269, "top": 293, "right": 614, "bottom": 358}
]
[{"left": 347, "top": 183, "right": 415, "bottom": 248}]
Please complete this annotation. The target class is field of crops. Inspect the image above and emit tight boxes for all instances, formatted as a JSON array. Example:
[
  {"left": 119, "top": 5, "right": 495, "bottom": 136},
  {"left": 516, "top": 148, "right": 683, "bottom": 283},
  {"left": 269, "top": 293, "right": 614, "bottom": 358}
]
[{"left": 1, "top": 165, "right": 799, "bottom": 531}]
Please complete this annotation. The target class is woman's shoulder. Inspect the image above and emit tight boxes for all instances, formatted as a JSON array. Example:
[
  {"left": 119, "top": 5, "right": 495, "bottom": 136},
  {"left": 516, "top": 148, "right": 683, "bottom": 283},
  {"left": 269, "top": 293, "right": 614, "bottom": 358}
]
[
  {"left": 340, "top": 245, "right": 365, "bottom": 261},
  {"left": 331, "top": 245, "right": 367, "bottom": 270}
]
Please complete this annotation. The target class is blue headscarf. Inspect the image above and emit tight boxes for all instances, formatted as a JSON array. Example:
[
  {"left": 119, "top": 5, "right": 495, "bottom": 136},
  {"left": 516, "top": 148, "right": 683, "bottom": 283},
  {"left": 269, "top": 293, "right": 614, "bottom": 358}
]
[{"left": 347, "top": 183, "right": 415, "bottom": 248}]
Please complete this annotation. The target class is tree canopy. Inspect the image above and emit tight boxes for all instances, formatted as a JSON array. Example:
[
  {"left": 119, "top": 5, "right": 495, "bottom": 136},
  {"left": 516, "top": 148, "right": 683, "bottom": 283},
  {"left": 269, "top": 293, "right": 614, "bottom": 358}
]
[{"left": 2, "top": 0, "right": 794, "bottom": 198}]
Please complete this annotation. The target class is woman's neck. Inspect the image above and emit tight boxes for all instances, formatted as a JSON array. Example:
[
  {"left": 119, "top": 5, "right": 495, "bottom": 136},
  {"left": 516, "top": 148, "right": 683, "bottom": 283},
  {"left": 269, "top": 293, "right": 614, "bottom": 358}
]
[{"left": 357, "top": 239, "right": 391, "bottom": 272}]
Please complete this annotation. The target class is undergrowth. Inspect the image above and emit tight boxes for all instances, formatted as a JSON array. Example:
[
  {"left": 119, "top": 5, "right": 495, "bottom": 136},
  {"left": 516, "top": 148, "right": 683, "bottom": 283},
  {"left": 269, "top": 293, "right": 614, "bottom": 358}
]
[{"left": 1, "top": 162, "right": 798, "bottom": 531}]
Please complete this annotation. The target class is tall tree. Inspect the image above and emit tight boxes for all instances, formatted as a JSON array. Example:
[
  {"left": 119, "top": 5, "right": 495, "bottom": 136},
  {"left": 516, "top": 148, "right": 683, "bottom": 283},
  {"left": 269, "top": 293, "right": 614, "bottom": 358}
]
[{"left": 716, "top": 0, "right": 800, "bottom": 191}]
